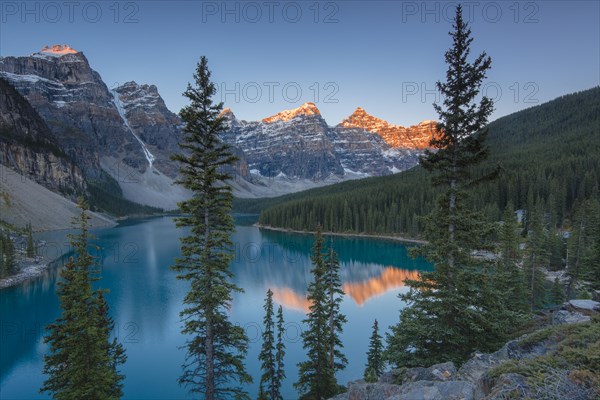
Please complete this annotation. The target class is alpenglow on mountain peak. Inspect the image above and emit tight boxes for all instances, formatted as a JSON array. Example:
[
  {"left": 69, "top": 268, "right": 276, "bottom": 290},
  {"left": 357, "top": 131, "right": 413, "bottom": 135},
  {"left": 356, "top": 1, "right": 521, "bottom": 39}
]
[
  {"left": 39, "top": 44, "right": 79, "bottom": 56},
  {"left": 262, "top": 102, "right": 321, "bottom": 123}
]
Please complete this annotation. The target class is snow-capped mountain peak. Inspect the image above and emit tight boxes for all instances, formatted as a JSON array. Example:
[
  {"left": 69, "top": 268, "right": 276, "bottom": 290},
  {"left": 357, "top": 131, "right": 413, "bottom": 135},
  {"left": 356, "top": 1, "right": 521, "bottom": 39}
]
[{"left": 262, "top": 102, "right": 321, "bottom": 123}]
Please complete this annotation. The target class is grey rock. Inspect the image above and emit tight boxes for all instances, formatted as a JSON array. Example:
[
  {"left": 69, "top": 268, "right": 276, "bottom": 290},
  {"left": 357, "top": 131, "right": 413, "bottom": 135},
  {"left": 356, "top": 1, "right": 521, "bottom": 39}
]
[
  {"left": 553, "top": 310, "right": 591, "bottom": 325},
  {"left": 388, "top": 380, "right": 474, "bottom": 400},
  {"left": 347, "top": 381, "right": 404, "bottom": 400},
  {"left": 404, "top": 362, "right": 457, "bottom": 383},
  {"left": 567, "top": 299, "right": 600, "bottom": 311}
]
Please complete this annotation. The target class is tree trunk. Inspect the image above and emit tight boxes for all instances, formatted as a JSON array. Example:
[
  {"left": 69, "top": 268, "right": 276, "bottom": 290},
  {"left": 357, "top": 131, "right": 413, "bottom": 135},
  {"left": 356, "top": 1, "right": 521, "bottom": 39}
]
[{"left": 204, "top": 207, "right": 215, "bottom": 400}]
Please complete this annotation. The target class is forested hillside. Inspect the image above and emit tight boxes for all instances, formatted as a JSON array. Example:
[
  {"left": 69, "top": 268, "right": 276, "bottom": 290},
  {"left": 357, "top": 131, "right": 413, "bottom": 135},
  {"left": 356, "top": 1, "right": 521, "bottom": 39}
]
[{"left": 257, "top": 87, "right": 600, "bottom": 237}]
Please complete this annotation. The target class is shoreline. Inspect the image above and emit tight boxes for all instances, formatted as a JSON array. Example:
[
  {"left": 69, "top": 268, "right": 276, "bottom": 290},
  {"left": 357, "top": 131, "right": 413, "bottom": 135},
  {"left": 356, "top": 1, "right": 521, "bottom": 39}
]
[
  {"left": 0, "top": 258, "right": 51, "bottom": 290},
  {"left": 255, "top": 224, "right": 427, "bottom": 245}
]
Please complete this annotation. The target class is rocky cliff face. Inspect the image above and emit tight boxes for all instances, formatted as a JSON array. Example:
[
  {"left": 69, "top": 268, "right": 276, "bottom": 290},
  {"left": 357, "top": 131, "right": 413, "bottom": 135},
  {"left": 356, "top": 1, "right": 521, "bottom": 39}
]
[
  {"left": 0, "top": 78, "right": 85, "bottom": 195},
  {"left": 112, "top": 81, "right": 182, "bottom": 177},
  {"left": 0, "top": 47, "right": 142, "bottom": 176},
  {"left": 222, "top": 105, "right": 343, "bottom": 180}
]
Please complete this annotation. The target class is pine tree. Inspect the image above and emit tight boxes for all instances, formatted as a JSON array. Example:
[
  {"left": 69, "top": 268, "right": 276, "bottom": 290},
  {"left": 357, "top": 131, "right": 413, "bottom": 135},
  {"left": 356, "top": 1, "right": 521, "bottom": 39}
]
[
  {"left": 4, "top": 231, "right": 16, "bottom": 275},
  {"left": 258, "top": 289, "right": 278, "bottom": 400},
  {"left": 171, "top": 56, "right": 251, "bottom": 399},
  {"left": 275, "top": 305, "right": 286, "bottom": 400},
  {"left": 497, "top": 203, "right": 528, "bottom": 313},
  {"left": 524, "top": 205, "right": 549, "bottom": 310},
  {"left": 27, "top": 222, "right": 35, "bottom": 257},
  {"left": 364, "top": 319, "right": 384, "bottom": 382},
  {"left": 95, "top": 291, "right": 128, "bottom": 398},
  {"left": 0, "top": 232, "right": 5, "bottom": 277},
  {"left": 550, "top": 277, "right": 565, "bottom": 306},
  {"left": 386, "top": 4, "right": 508, "bottom": 367},
  {"left": 295, "top": 228, "right": 338, "bottom": 399},
  {"left": 40, "top": 199, "right": 126, "bottom": 399},
  {"left": 324, "top": 245, "right": 347, "bottom": 378}
]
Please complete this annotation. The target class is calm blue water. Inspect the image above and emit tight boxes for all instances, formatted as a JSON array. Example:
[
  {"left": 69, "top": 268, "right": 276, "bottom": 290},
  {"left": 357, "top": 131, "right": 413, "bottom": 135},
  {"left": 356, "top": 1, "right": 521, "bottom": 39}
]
[{"left": 0, "top": 216, "right": 431, "bottom": 399}]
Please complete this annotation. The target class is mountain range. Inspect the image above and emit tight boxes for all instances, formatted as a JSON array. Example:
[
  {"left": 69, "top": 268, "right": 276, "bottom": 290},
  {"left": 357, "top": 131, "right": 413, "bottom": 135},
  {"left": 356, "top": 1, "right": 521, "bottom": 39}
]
[{"left": 0, "top": 45, "right": 436, "bottom": 215}]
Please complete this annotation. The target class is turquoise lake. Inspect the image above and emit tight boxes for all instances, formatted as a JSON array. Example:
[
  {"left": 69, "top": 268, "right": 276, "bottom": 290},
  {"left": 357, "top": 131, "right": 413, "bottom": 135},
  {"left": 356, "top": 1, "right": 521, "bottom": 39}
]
[{"left": 0, "top": 216, "right": 431, "bottom": 399}]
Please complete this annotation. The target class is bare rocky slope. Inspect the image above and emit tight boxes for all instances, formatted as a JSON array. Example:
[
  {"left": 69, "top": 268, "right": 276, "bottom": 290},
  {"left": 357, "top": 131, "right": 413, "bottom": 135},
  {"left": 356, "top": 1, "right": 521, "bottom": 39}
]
[{"left": 330, "top": 301, "right": 600, "bottom": 400}]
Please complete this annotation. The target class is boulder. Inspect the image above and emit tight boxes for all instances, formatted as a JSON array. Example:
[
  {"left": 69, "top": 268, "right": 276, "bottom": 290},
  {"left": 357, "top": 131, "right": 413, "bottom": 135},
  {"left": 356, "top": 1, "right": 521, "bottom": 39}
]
[
  {"left": 567, "top": 299, "right": 600, "bottom": 312},
  {"left": 404, "top": 362, "right": 457, "bottom": 383},
  {"left": 552, "top": 310, "right": 591, "bottom": 325},
  {"left": 347, "top": 381, "right": 404, "bottom": 400},
  {"left": 388, "top": 380, "right": 474, "bottom": 400}
]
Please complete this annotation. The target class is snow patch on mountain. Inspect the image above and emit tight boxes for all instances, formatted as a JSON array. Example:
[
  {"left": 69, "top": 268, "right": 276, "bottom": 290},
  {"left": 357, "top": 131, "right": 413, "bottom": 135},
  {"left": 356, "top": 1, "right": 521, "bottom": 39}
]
[{"left": 111, "top": 89, "right": 156, "bottom": 168}]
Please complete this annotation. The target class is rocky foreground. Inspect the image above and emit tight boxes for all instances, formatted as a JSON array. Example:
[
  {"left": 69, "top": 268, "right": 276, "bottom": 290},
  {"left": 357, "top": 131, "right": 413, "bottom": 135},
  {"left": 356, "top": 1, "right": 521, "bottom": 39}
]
[{"left": 331, "top": 301, "right": 600, "bottom": 400}]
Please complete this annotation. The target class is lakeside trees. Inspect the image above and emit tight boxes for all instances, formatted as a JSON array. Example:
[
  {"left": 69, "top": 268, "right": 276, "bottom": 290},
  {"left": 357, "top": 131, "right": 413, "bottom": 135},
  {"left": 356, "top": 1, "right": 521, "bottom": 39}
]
[
  {"left": 258, "top": 289, "right": 286, "bottom": 400},
  {"left": 364, "top": 319, "right": 384, "bottom": 383},
  {"left": 40, "top": 199, "right": 126, "bottom": 399},
  {"left": 295, "top": 228, "right": 346, "bottom": 399},
  {"left": 171, "top": 56, "right": 251, "bottom": 399}
]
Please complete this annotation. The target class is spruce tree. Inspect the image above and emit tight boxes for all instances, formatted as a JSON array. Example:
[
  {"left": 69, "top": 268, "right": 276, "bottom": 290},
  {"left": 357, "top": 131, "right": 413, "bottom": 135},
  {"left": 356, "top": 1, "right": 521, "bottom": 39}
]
[
  {"left": 4, "top": 231, "right": 16, "bottom": 275},
  {"left": 324, "top": 245, "right": 347, "bottom": 378},
  {"left": 171, "top": 56, "right": 251, "bottom": 399},
  {"left": 41, "top": 199, "right": 126, "bottom": 399},
  {"left": 295, "top": 227, "right": 338, "bottom": 399},
  {"left": 497, "top": 203, "right": 528, "bottom": 313},
  {"left": 27, "top": 222, "right": 35, "bottom": 257},
  {"left": 0, "top": 232, "right": 5, "bottom": 277},
  {"left": 364, "top": 319, "right": 384, "bottom": 383},
  {"left": 258, "top": 289, "right": 279, "bottom": 400},
  {"left": 550, "top": 278, "right": 565, "bottom": 306},
  {"left": 275, "top": 305, "right": 286, "bottom": 400},
  {"left": 524, "top": 205, "right": 549, "bottom": 310},
  {"left": 386, "top": 4, "right": 510, "bottom": 367}
]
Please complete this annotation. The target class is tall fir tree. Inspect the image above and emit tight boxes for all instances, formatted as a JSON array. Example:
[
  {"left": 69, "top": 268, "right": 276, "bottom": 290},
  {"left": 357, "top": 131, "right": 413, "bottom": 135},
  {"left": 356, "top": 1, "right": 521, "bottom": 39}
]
[
  {"left": 524, "top": 205, "right": 549, "bottom": 310},
  {"left": 549, "top": 277, "right": 565, "bottom": 306},
  {"left": 41, "top": 199, "right": 126, "bottom": 399},
  {"left": 497, "top": 202, "right": 529, "bottom": 313},
  {"left": 26, "top": 222, "right": 35, "bottom": 257},
  {"left": 324, "top": 245, "right": 347, "bottom": 378},
  {"left": 258, "top": 289, "right": 282, "bottom": 400},
  {"left": 364, "top": 319, "right": 384, "bottom": 383},
  {"left": 386, "top": 4, "right": 516, "bottom": 367},
  {"left": 0, "top": 232, "right": 5, "bottom": 277},
  {"left": 586, "top": 213, "right": 600, "bottom": 290},
  {"left": 568, "top": 199, "right": 600, "bottom": 296},
  {"left": 171, "top": 56, "right": 251, "bottom": 399},
  {"left": 275, "top": 305, "right": 286, "bottom": 400},
  {"left": 3, "top": 231, "right": 16, "bottom": 276},
  {"left": 295, "top": 227, "right": 339, "bottom": 399}
]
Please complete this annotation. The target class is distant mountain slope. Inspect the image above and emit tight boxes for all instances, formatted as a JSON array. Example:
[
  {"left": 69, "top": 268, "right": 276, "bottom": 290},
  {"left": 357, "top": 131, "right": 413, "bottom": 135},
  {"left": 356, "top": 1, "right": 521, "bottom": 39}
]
[{"left": 255, "top": 86, "right": 600, "bottom": 236}]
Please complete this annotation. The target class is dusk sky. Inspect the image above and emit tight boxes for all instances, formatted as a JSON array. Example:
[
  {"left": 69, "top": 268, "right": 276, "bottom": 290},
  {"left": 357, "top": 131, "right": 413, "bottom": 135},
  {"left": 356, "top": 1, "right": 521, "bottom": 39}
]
[{"left": 1, "top": 1, "right": 598, "bottom": 125}]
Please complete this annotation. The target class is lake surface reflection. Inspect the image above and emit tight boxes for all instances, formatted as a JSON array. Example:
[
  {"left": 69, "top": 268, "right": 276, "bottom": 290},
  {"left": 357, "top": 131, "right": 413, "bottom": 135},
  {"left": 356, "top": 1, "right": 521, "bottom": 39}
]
[{"left": 0, "top": 216, "right": 431, "bottom": 399}]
